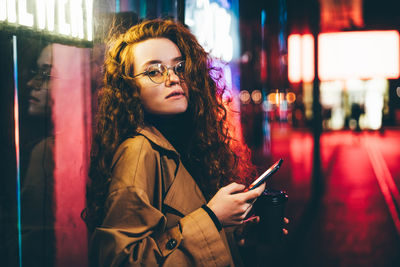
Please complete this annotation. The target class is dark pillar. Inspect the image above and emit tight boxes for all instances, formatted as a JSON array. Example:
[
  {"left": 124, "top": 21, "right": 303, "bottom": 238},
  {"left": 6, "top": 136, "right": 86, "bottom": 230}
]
[{"left": 310, "top": 0, "right": 324, "bottom": 199}]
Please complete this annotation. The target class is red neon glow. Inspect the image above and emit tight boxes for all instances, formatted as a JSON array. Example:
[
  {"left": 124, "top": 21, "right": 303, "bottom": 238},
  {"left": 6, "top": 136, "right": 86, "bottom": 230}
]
[
  {"left": 288, "top": 34, "right": 301, "bottom": 83},
  {"left": 288, "top": 34, "right": 315, "bottom": 83},
  {"left": 363, "top": 134, "right": 400, "bottom": 236},
  {"left": 302, "top": 34, "right": 314, "bottom": 83},
  {"left": 319, "top": 31, "right": 400, "bottom": 81},
  {"left": 52, "top": 44, "right": 89, "bottom": 267}
]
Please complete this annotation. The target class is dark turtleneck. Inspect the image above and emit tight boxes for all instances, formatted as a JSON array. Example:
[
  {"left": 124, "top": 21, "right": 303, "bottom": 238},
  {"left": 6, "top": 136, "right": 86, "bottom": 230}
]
[{"left": 144, "top": 111, "right": 194, "bottom": 159}]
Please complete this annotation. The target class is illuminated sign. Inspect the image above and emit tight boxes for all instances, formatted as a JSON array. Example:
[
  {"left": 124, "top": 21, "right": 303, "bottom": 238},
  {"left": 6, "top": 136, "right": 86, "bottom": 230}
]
[
  {"left": 288, "top": 34, "right": 314, "bottom": 83},
  {"left": 0, "top": 0, "right": 93, "bottom": 41},
  {"left": 288, "top": 31, "right": 400, "bottom": 82},
  {"left": 185, "top": 0, "right": 234, "bottom": 62},
  {"left": 319, "top": 31, "right": 399, "bottom": 81}
]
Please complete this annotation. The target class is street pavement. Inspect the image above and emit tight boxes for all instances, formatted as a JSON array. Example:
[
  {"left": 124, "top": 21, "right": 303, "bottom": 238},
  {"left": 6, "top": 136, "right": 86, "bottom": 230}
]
[{"left": 240, "top": 126, "right": 400, "bottom": 267}]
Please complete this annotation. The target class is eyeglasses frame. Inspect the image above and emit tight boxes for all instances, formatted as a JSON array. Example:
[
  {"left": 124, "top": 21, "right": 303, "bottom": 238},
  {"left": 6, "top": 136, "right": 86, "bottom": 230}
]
[{"left": 131, "top": 60, "right": 185, "bottom": 84}]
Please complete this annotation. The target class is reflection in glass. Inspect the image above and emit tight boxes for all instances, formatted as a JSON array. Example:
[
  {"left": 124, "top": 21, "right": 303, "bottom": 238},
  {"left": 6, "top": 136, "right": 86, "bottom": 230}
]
[
  {"left": 17, "top": 40, "right": 91, "bottom": 266},
  {"left": 20, "top": 42, "right": 55, "bottom": 267}
]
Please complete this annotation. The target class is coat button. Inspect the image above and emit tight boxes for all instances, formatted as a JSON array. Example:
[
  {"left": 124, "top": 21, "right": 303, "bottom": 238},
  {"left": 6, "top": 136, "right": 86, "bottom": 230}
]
[{"left": 165, "top": 238, "right": 177, "bottom": 250}]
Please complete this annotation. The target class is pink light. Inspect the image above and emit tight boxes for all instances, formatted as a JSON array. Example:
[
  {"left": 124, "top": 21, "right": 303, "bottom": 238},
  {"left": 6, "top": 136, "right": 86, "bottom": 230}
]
[
  {"left": 319, "top": 31, "right": 400, "bottom": 81},
  {"left": 288, "top": 34, "right": 315, "bottom": 83},
  {"left": 288, "top": 34, "right": 302, "bottom": 83},
  {"left": 302, "top": 34, "right": 314, "bottom": 83},
  {"left": 52, "top": 44, "right": 89, "bottom": 267}
]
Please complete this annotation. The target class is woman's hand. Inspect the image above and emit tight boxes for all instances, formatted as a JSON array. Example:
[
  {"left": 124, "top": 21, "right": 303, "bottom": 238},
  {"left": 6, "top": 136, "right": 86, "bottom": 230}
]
[{"left": 207, "top": 182, "right": 266, "bottom": 227}]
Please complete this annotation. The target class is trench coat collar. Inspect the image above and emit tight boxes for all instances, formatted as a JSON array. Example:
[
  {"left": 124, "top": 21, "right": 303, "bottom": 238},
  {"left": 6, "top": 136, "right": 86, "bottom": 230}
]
[
  {"left": 137, "top": 126, "right": 207, "bottom": 214},
  {"left": 137, "top": 126, "right": 179, "bottom": 156}
]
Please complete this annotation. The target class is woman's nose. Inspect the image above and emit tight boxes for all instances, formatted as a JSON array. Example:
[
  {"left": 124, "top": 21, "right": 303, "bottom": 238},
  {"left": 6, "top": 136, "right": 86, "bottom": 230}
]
[
  {"left": 165, "top": 69, "right": 180, "bottom": 85},
  {"left": 27, "top": 77, "right": 40, "bottom": 90}
]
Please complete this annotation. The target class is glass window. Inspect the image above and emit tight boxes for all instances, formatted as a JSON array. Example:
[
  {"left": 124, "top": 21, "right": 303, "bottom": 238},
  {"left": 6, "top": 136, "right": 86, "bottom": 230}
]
[{"left": 0, "top": 1, "right": 180, "bottom": 266}]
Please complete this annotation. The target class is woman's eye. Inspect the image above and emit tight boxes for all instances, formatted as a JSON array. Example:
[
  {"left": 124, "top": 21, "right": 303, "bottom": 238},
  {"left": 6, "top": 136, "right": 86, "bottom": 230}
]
[
  {"left": 147, "top": 69, "right": 162, "bottom": 77},
  {"left": 176, "top": 62, "right": 185, "bottom": 73}
]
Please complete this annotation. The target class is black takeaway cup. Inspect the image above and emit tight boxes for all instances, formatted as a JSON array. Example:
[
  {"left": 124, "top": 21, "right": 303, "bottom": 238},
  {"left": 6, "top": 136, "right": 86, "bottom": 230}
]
[{"left": 250, "top": 189, "right": 288, "bottom": 245}]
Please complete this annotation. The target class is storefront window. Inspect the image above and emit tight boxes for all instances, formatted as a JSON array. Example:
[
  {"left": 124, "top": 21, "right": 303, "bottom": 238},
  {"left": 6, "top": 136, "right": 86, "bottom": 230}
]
[{"left": 0, "top": 1, "right": 181, "bottom": 266}]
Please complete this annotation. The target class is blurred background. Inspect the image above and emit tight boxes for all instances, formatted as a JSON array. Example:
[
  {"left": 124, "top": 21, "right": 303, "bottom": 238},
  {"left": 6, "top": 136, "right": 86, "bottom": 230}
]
[{"left": 1, "top": 0, "right": 399, "bottom": 266}]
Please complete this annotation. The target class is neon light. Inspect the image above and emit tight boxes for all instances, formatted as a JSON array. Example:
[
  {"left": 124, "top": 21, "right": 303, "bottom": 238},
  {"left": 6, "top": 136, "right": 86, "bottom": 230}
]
[
  {"left": 7, "top": 0, "right": 17, "bottom": 23},
  {"left": 12, "top": 35, "right": 22, "bottom": 267},
  {"left": 288, "top": 34, "right": 301, "bottom": 83},
  {"left": 46, "top": 0, "right": 55, "bottom": 31},
  {"left": 70, "top": 0, "right": 84, "bottom": 38},
  {"left": 36, "top": 0, "right": 55, "bottom": 31},
  {"left": 18, "top": 0, "right": 33, "bottom": 26},
  {"left": 186, "top": 0, "right": 233, "bottom": 62},
  {"left": 0, "top": 0, "right": 7, "bottom": 21},
  {"left": 116, "top": 0, "right": 120, "bottom": 13},
  {"left": 58, "top": 0, "right": 70, "bottom": 36},
  {"left": 35, "top": 0, "right": 45, "bottom": 29},
  {"left": 212, "top": 3, "right": 232, "bottom": 62},
  {"left": 302, "top": 34, "right": 314, "bottom": 83},
  {"left": 261, "top": 9, "right": 266, "bottom": 27},
  {"left": 3, "top": 0, "right": 92, "bottom": 41},
  {"left": 288, "top": 34, "right": 314, "bottom": 83},
  {"left": 319, "top": 31, "right": 400, "bottom": 80},
  {"left": 85, "top": 0, "right": 93, "bottom": 41}
]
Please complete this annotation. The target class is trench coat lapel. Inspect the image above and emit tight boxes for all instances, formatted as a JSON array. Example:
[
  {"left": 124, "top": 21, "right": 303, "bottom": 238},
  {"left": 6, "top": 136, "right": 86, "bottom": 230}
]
[
  {"left": 137, "top": 126, "right": 206, "bottom": 216},
  {"left": 163, "top": 162, "right": 206, "bottom": 216}
]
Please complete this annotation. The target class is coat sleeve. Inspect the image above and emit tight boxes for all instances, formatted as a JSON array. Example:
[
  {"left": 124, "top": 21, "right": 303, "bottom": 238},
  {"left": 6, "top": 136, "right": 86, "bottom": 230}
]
[{"left": 89, "top": 137, "right": 231, "bottom": 267}]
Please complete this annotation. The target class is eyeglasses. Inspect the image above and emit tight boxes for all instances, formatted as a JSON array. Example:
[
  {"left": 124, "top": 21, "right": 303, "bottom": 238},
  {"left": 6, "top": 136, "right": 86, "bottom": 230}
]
[
  {"left": 28, "top": 68, "right": 52, "bottom": 90},
  {"left": 30, "top": 68, "right": 51, "bottom": 82},
  {"left": 132, "top": 61, "right": 185, "bottom": 84}
]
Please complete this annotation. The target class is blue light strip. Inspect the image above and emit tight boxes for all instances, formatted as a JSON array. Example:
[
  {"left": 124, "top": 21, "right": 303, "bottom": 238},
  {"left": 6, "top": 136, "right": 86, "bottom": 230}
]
[
  {"left": 12, "top": 35, "right": 22, "bottom": 267},
  {"left": 261, "top": 9, "right": 266, "bottom": 28},
  {"left": 261, "top": 9, "right": 266, "bottom": 46},
  {"left": 116, "top": 0, "right": 120, "bottom": 12}
]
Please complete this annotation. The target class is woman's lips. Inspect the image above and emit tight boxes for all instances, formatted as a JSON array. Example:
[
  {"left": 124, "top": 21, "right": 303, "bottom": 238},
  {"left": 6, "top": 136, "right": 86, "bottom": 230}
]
[
  {"left": 166, "top": 90, "right": 185, "bottom": 99},
  {"left": 29, "top": 96, "right": 40, "bottom": 103}
]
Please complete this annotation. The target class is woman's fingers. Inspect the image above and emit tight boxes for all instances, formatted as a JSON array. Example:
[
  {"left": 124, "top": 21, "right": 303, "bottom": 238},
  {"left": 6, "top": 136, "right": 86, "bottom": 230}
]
[
  {"left": 240, "top": 189, "right": 261, "bottom": 203},
  {"left": 224, "top": 182, "right": 246, "bottom": 194}
]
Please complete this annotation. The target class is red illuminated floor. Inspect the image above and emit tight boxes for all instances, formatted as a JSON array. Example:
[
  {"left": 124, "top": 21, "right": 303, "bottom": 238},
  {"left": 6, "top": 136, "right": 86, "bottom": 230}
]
[{"left": 241, "top": 127, "right": 400, "bottom": 267}]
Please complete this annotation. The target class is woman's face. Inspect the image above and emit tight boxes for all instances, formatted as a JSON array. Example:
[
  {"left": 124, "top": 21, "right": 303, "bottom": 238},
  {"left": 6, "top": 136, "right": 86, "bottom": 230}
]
[
  {"left": 27, "top": 44, "right": 53, "bottom": 116},
  {"left": 132, "top": 38, "right": 189, "bottom": 115}
]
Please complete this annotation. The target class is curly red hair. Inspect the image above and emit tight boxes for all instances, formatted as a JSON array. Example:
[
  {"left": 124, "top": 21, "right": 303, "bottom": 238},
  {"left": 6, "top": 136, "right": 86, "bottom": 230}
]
[{"left": 83, "top": 19, "right": 255, "bottom": 231}]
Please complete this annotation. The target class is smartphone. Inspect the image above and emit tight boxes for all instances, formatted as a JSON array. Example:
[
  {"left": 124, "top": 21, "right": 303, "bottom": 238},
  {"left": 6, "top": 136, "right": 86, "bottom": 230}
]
[{"left": 244, "top": 158, "right": 283, "bottom": 192}]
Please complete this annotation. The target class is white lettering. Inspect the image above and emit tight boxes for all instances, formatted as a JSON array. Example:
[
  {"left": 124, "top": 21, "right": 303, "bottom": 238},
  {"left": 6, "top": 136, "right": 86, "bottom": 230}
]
[
  {"left": 58, "top": 0, "right": 70, "bottom": 35},
  {"left": 7, "top": 0, "right": 17, "bottom": 23},
  {"left": 36, "top": 0, "right": 55, "bottom": 31},
  {"left": 0, "top": 0, "right": 7, "bottom": 21},
  {"left": 70, "top": 0, "right": 84, "bottom": 38},
  {"left": 2, "top": 0, "right": 93, "bottom": 41},
  {"left": 46, "top": 0, "right": 55, "bottom": 31},
  {"left": 18, "top": 0, "right": 33, "bottom": 26},
  {"left": 36, "top": 0, "right": 45, "bottom": 29},
  {"left": 85, "top": 0, "right": 93, "bottom": 41}
]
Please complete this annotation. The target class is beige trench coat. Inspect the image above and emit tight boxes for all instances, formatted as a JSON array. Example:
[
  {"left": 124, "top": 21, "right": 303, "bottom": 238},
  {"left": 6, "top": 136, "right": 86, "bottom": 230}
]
[{"left": 90, "top": 126, "right": 237, "bottom": 266}]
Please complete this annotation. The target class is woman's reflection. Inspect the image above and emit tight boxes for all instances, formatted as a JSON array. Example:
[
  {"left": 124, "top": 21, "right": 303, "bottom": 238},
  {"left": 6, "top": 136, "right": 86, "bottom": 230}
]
[
  {"left": 21, "top": 43, "right": 55, "bottom": 267},
  {"left": 27, "top": 44, "right": 53, "bottom": 116}
]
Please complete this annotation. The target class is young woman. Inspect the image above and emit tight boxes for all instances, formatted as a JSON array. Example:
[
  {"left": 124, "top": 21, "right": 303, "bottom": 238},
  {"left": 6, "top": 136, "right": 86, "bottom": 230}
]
[{"left": 84, "top": 19, "right": 266, "bottom": 266}]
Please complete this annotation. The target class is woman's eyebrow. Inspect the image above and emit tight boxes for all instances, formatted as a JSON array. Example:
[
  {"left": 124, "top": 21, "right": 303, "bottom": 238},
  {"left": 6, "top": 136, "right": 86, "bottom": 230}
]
[
  {"left": 143, "top": 60, "right": 162, "bottom": 67},
  {"left": 142, "top": 56, "right": 184, "bottom": 68}
]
